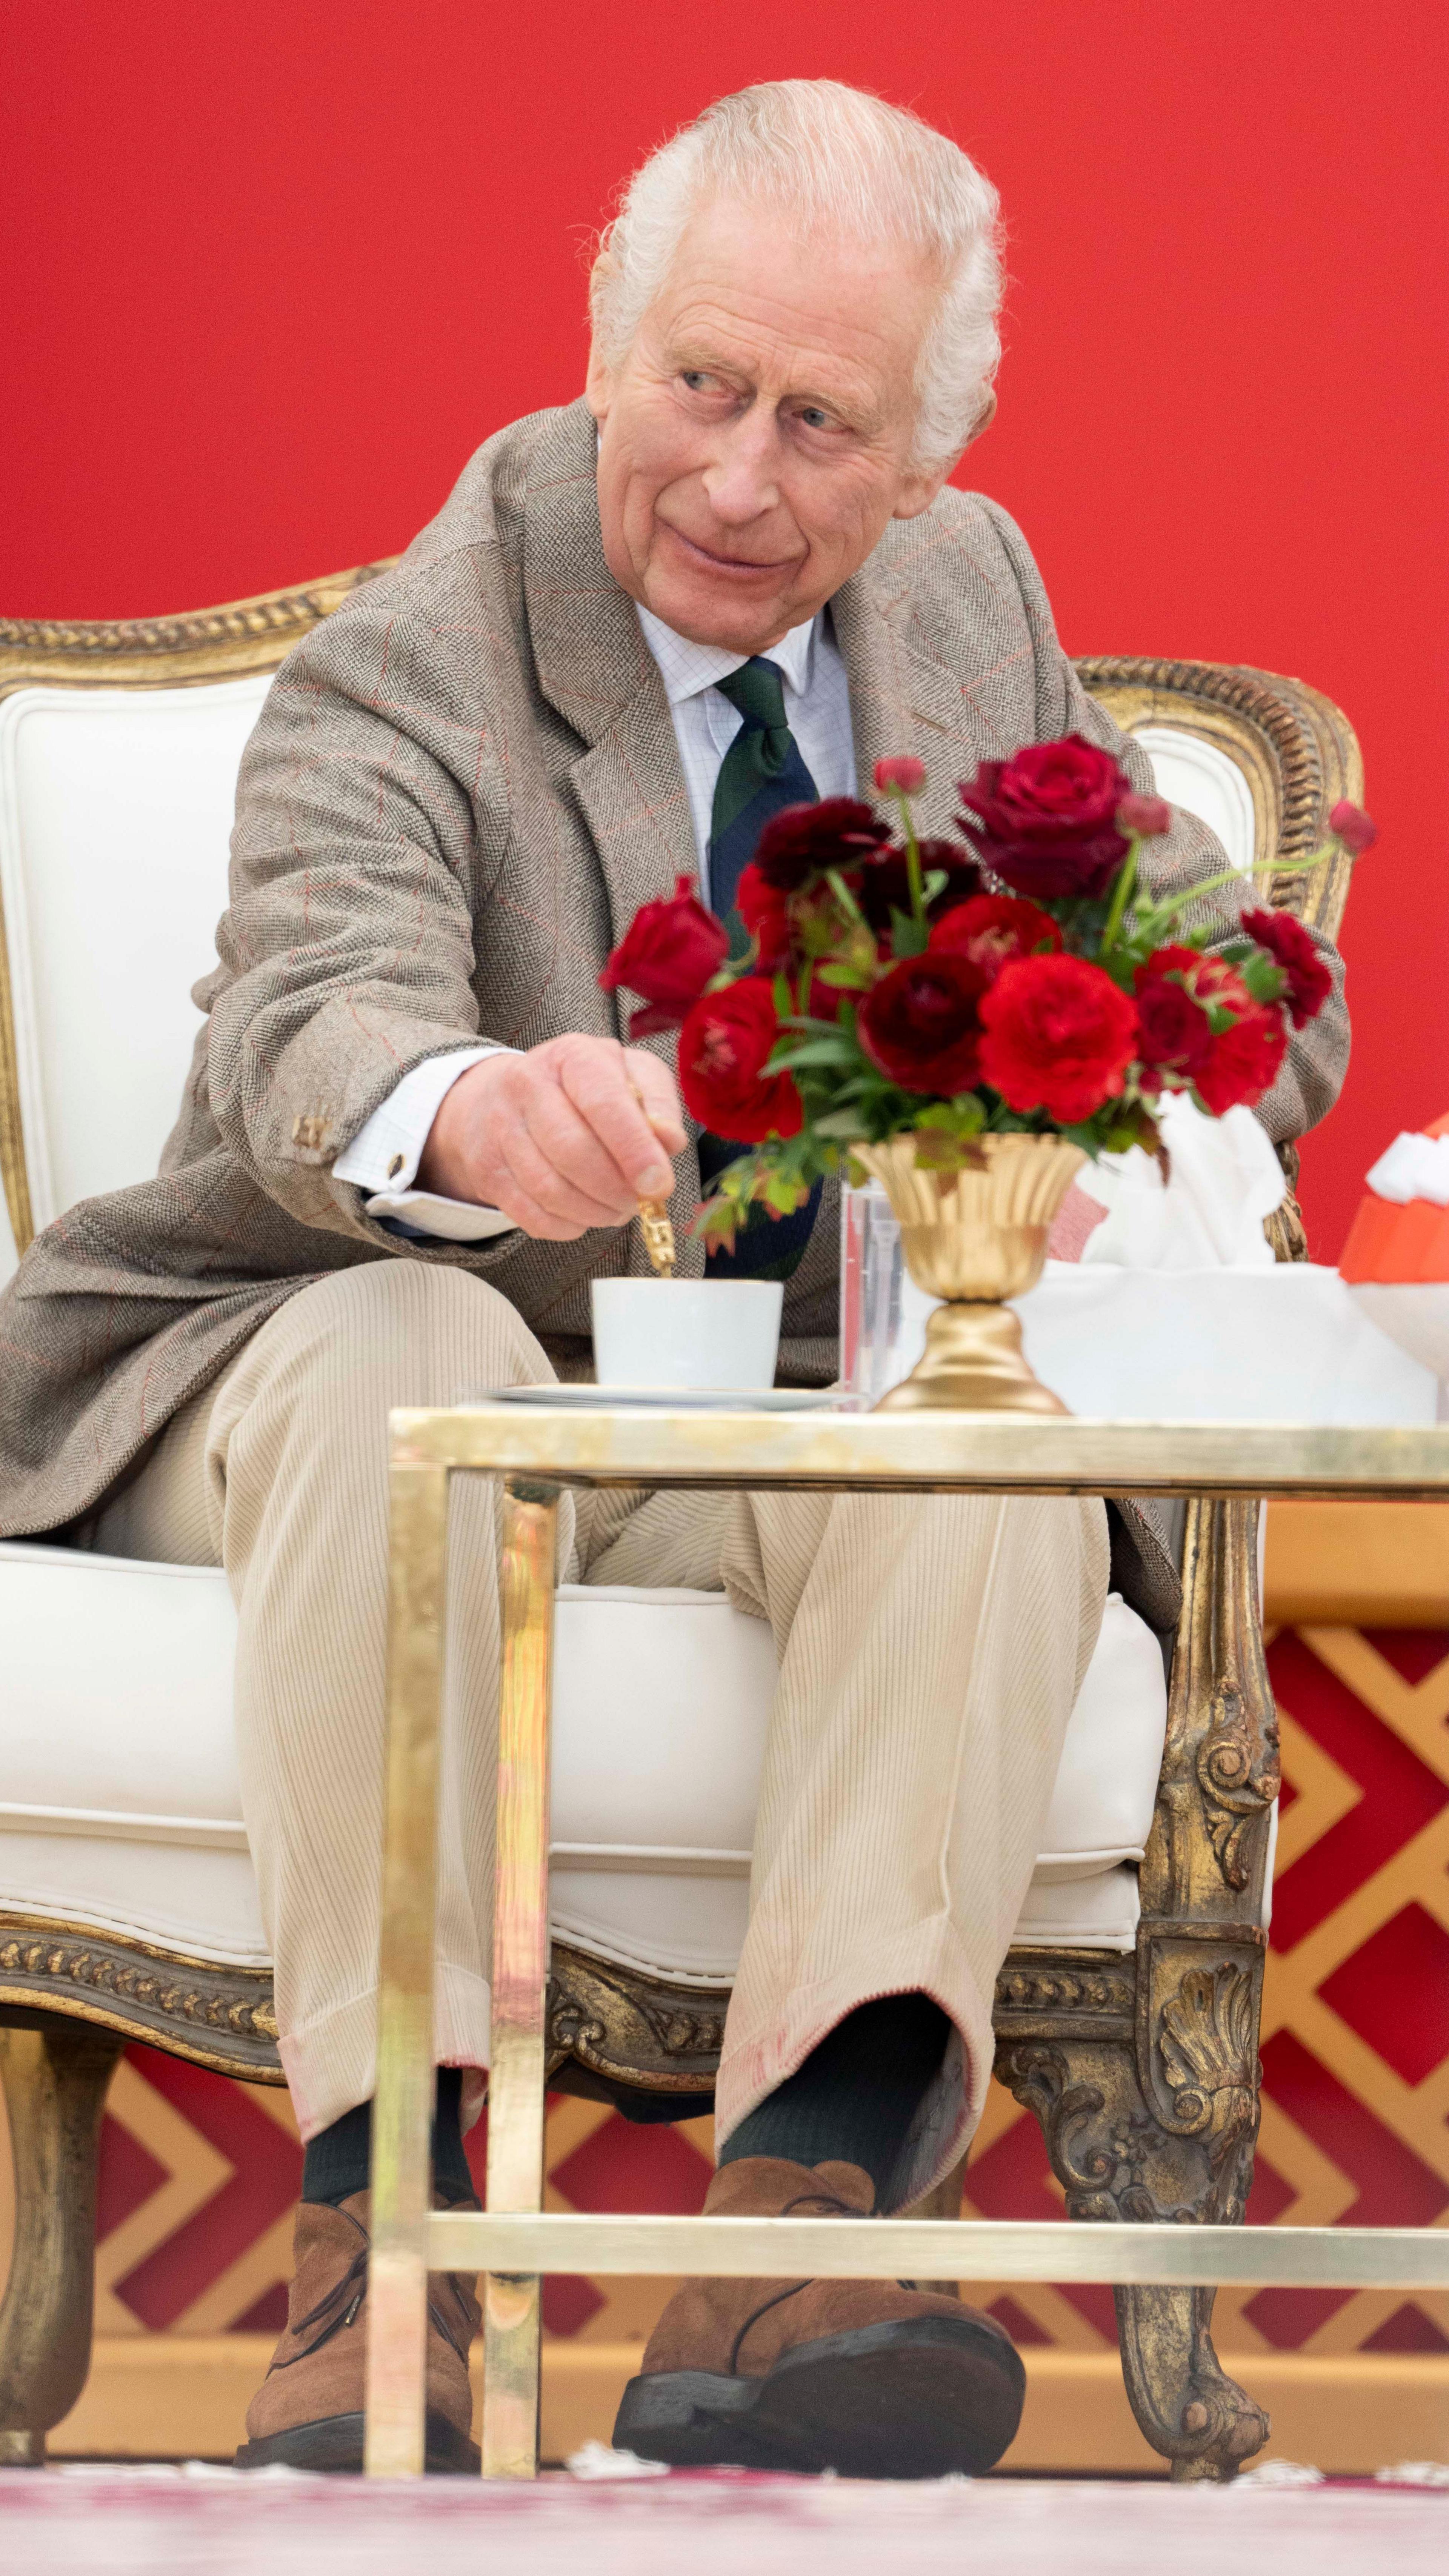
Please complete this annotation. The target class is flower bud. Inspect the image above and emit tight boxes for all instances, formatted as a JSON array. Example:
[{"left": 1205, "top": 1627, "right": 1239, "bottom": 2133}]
[
  {"left": 1329, "top": 799, "right": 1377, "bottom": 855},
  {"left": 874, "top": 755, "right": 927, "bottom": 797},
  {"left": 1116, "top": 791, "right": 1172, "bottom": 838}
]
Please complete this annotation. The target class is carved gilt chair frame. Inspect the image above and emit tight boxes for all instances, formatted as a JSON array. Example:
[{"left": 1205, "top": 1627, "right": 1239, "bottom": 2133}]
[{"left": 0, "top": 575, "right": 1361, "bottom": 2477}]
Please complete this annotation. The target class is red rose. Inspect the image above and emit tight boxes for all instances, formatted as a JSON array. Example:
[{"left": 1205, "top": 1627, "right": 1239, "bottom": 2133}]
[
  {"left": 1329, "top": 798, "right": 1377, "bottom": 856},
  {"left": 856, "top": 953, "right": 987, "bottom": 1095},
  {"left": 1240, "top": 906, "right": 1334, "bottom": 1028},
  {"left": 929, "top": 892, "right": 1062, "bottom": 982},
  {"left": 1131, "top": 947, "right": 1289, "bottom": 1113},
  {"left": 600, "top": 874, "right": 729, "bottom": 1037},
  {"left": 979, "top": 954, "right": 1139, "bottom": 1124},
  {"left": 1117, "top": 791, "right": 1172, "bottom": 838},
  {"left": 874, "top": 755, "right": 928, "bottom": 796},
  {"left": 677, "top": 978, "right": 803, "bottom": 1143},
  {"left": 751, "top": 798, "right": 891, "bottom": 890},
  {"left": 1193, "top": 999, "right": 1288, "bottom": 1113},
  {"left": 734, "top": 861, "right": 795, "bottom": 969},
  {"left": 1133, "top": 944, "right": 1217, "bottom": 1086},
  {"left": 958, "top": 735, "right": 1134, "bottom": 899},
  {"left": 856, "top": 838, "right": 981, "bottom": 931},
  {"left": 1156, "top": 954, "right": 1288, "bottom": 1115}
]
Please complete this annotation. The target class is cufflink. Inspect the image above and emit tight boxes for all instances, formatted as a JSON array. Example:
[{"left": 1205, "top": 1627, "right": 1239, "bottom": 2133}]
[{"left": 388, "top": 1153, "right": 405, "bottom": 1180}]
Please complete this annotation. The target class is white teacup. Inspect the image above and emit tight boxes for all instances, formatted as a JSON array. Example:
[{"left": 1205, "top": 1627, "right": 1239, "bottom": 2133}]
[{"left": 590, "top": 1278, "right": 783, "bottom": 1392}]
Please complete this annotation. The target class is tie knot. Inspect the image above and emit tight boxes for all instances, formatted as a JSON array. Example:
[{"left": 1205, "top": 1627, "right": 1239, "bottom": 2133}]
[{"left": 717, "top": 656, "right": 789, "bottom": 737}]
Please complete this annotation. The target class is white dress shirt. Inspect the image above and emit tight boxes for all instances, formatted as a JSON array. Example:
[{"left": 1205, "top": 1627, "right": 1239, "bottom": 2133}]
[{"left": 334, "top": 603, "right": 857, "bottom": 1237}]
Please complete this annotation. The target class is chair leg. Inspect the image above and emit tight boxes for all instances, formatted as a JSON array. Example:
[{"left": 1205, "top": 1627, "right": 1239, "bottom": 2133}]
[
  {"left": 1113, "top": 2280, "right": 1267, "bottom": 2483},
  {"left": 996, "top": 2023, "right": 1269, "bottom": 2484},
  {"left": 0, "top": 2015, "right": 123, "bottom": 2465}
]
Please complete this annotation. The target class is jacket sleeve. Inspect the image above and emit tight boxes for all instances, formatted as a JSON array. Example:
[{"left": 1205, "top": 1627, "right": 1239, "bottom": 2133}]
[
  {"left": 974, "top": 497, "right": 1350, "bottom": 1144},
  {"left": 200, "top": 558, "right": 505, "bottom": 1236}
]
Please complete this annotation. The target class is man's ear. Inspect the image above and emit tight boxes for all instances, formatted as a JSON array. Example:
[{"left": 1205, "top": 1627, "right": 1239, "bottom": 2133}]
[
  {"left": 891, "top": 390, "right": 998, "bottom": 521},
  {"left": 891, "top": 462, "right": 955, "bottom": 523},
  {"left": 585, "top": 337, "right": 613, "bottom": 424}
]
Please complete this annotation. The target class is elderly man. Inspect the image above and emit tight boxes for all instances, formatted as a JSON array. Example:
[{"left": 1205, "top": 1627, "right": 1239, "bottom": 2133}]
[{"left": 0, "top": 80, "right": 1344, "bottom": 2477}]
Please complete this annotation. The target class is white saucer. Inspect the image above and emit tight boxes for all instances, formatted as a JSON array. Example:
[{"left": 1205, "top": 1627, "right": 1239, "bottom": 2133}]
[{"left": 481, "top": 1384, "right": 847, "bottom": 1414}]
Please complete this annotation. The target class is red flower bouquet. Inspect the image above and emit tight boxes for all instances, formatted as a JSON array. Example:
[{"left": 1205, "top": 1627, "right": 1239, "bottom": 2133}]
[{"left": 600, "top": 738, "right": 1365, "bottom": 1255}]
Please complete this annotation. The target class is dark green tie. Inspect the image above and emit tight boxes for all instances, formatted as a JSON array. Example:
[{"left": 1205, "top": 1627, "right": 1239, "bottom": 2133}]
[
  {"left": 708, "top": 657, "right": 820, "bottom": 939},
  {"left": 700, "top": 657, "right": 822, "bottom": 1281}
]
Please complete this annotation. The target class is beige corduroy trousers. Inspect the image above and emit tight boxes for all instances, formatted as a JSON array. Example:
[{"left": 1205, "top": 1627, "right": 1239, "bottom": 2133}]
[{"left": 89, "top": 1261, "right": 1108, "bottom": 2207}]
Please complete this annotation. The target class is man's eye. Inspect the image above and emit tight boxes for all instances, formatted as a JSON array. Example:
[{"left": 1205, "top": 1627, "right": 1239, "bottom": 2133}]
[
  {"left": 798, "top": 406, "right": 835, "bottom": 432},
  {"left": 681, "top": 371, "right": 716, "bottom": 394}
]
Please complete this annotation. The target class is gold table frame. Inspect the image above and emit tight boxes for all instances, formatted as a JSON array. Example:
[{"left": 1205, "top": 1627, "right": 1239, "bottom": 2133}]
[{"left": 365, "top": 1407, "right": 1449, "bottom": 2479}]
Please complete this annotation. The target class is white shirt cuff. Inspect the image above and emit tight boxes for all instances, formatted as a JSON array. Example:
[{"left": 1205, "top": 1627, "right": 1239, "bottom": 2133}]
[
  {"left": 360, "top": 1187, "right": 518, "bottom": 1243},
  {"left": 333, "top": 1044, "right": 518, "bottom": 1241}
]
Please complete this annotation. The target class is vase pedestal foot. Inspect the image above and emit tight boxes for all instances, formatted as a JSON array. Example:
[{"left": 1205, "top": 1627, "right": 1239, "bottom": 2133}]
[{"left": 874, "top": 1298, "right": 1070, "bottom": 1415}]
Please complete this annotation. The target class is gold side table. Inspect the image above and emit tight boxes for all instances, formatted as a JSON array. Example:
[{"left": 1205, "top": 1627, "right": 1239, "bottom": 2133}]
[{"left": 363, "top": 1407, "right": 1449, "bottom": 2478}]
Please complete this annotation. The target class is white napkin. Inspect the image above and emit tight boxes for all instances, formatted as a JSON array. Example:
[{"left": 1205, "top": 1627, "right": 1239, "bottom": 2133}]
[
  {"left": 1075, "top": 1095, "right": 1285, "bottom": 1272},
  {"left": 1348, "top": 1283, "right": 1449, "bottom": 1417},
  {"left": 1364, "top": 1130, "right": 1449, "bottom": 1206},
  {"left": 1014, "top": 1265, "right": 1437, "bottom": 1424}
]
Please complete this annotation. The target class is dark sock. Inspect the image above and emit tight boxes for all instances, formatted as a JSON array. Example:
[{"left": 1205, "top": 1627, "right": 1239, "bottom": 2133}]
[
  {"left": 716, "top": 1993, "right": 951, "bottom": 2205},
  {"left": 430, "top": 2066, "right": 475, "bottom": 2204},
  {"left": 301, "top": 2066, "right": 475, "bottom": 2207}
]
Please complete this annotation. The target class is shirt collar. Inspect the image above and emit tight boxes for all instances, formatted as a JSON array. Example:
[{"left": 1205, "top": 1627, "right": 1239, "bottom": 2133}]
[{"left": 636, "top": 601, "right": 819, "bottom": 708}]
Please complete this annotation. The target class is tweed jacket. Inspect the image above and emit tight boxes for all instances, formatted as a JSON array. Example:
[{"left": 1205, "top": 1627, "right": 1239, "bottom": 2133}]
[{"left": 0, "top": 398, "right": 1348, "bottom": 1618}]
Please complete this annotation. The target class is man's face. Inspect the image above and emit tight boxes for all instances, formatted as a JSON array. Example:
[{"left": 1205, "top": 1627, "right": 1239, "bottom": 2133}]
[{"left": 587, "top": 197, "right": 958, "bottom": 654}]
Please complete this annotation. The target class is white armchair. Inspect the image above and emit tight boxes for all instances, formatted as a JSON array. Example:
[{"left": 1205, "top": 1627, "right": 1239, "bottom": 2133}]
[{"left": 0, "top": 578, "right": 1360, "bottom": 2477}]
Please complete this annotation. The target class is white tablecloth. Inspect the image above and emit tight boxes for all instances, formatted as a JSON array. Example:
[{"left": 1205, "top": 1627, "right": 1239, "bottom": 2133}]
[{"left": 1010, "top": 1265, "right": 1438, "bottom": 1422}]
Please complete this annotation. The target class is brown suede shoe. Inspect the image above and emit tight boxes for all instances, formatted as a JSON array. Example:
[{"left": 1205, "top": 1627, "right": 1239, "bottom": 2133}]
[
  {"left": 235, "top": 2191, "right": 481, "bottom": 2473},
  {"left": 614, "top": 2157, "right": 1024, "bottom": 2479}
]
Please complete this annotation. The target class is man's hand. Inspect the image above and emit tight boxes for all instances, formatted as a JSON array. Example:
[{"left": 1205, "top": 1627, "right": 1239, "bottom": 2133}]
[{"left": 416, "top": 1035, "right": 686, "bottom": 1241}]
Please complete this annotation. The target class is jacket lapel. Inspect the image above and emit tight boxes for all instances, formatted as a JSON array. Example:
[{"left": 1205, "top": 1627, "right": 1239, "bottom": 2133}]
[
  {"left": 522, "top": 401, "right": 698, "bottom": 952},
  {"left": 832, "top": 558, "right": 1000, "bottom": 838}
]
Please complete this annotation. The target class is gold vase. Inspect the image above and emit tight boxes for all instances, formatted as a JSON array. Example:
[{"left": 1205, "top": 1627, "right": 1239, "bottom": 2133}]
[{"left": 851, "top": 1132, "right": 1086, "bottom": 1414}]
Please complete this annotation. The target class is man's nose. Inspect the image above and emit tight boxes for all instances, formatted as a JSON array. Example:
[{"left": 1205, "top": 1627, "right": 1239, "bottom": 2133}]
[{"left": 701, "top": 417, "right": 782, "bottom": 524}]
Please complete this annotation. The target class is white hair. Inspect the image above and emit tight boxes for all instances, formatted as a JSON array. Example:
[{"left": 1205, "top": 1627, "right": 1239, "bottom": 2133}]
[{"left": 589, "top": 81, "right": 1004, "bottom": 472}]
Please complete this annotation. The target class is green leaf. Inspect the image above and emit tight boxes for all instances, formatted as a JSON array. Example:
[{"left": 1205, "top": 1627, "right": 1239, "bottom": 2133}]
[
  {"left": 890, "top": 909, "right": 930, "bottom": 958},
  {"left": 914, "top": 1094, "right": 986, "bottom": 1138},
  {"left": 1238, "top": 953, "right": 1287, "bottom": 1004},
  {"left": 912, "top": 1130, "right": 980, "bottom": 1174},
  {"left": 768, "top": 1036, "right": 859, "bottom": 1071}
]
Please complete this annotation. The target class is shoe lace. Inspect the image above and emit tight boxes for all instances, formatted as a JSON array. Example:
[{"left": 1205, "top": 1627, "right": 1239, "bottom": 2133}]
[
  {"left": 278, "top": 2202, "right": 480, "bottom": 2371},
  {"left": 728, "top": 2187, "right": 868, "bottom": 2376}
]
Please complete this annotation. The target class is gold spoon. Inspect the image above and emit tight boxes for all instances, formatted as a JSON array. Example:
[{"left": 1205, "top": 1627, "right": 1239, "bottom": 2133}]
[
  {"left": 627, "top": 1078, "right": 678, "bottom": 1277},
  {"left": 637, "top": 1197, "right": 677, "bottom": 1278}
]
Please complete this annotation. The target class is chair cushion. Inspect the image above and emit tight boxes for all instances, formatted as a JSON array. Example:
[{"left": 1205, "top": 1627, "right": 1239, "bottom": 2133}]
[
  {"left": 0, "top": 1544, "right": 1167, "bottom": 1974},
  {"left": 0, "top": 676, "right": 270, "bottom": 1264}
]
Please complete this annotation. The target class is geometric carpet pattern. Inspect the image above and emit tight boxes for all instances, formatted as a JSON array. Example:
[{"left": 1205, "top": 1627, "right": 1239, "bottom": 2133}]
[{"left": 77, "top": 1627, "right": 1449, "bottom": 2364}]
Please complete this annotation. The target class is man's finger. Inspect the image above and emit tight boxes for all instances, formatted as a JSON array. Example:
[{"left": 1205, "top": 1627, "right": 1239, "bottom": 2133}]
[
  {"left": 487, "top": 1149, "right": 589, "bottom": 1242},
  {"left": 522, "top": 1081, "right": 641, "bottom": 1218},
  {"left": 558, "top": 1047, "right": 677, "bottom": 1198},
  {"left": 622, "top": 1048, "right": 687, "bottom": 1153},
  {"left": 499, "top": 1115, "right": 628, "bottom": 1231}
]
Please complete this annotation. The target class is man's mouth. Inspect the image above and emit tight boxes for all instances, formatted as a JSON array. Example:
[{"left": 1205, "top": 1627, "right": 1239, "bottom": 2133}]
[{"left": 661, "top": 524, "right": 802, "bottom": 579}]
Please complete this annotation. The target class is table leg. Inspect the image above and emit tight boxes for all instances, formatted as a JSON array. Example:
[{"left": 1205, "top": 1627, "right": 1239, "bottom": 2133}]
[
  {"left": 366, "top": 1457, "right": 450, "bottom": 2477},
  {"left": 483, "top": 1475, "right": 559, "bottom": 2480}
]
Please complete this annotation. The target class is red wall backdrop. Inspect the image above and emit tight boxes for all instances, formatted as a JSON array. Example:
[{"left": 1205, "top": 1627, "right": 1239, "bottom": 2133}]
[{"left": 2, "top": 0, "right": 1445, "bottom": 1255}]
